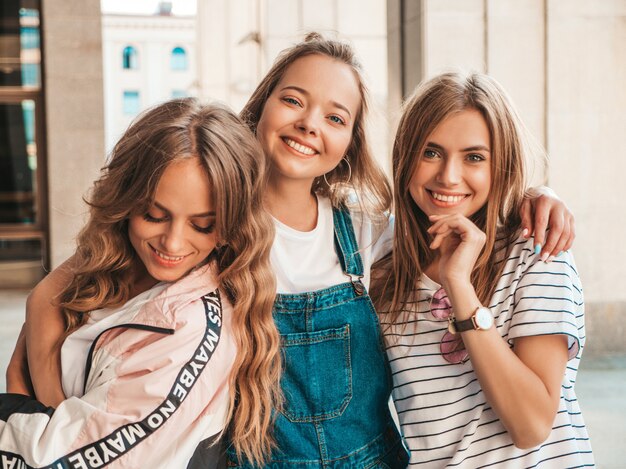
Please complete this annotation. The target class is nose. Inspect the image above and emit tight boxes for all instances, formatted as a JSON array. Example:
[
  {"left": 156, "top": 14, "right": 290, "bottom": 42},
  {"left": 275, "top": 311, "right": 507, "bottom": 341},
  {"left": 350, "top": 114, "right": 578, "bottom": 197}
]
[
  {"left": 295, "top": 109, "right": 320, "bottom": 135},
  {"left": 160, "top": 221, "right": 185, "bottom": 254},
  {"left": 436, "top": 158, "right": 462, "bottom": 186}
]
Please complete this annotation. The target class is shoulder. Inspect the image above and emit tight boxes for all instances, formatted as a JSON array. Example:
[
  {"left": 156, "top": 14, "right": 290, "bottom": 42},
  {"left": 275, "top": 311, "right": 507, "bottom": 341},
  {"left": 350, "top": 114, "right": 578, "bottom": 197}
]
[{"left": 501, "top": 232, "right": 579, "bottom": 281}]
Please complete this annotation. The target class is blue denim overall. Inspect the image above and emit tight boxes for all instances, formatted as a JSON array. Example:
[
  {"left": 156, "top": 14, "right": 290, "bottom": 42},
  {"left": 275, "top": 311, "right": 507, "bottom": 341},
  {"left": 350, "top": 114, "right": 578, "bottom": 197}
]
[{"left": 228, "top": 206, "right": 408, "bottom": 468}]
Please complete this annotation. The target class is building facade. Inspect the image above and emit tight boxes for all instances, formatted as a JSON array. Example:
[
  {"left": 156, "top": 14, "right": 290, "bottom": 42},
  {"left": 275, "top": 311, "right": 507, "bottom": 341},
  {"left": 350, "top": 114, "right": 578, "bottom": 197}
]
[{"left": 102, "top": 9, "right": 196, "bottom": 151}]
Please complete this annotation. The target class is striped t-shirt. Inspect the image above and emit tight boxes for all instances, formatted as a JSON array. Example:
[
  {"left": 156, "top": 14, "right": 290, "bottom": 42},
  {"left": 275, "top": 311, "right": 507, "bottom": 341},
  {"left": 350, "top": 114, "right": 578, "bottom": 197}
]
[{"left": 383, "top": 235, "right": 594, "bottom": 468}]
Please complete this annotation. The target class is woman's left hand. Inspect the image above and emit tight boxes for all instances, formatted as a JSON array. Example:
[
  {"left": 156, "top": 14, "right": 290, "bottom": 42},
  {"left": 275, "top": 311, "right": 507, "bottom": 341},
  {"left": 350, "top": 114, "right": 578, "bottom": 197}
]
[
  {"left": 428, "top": 213, "right": 486, "bottom": 288},
  {"left": 520, "top": 186, "right": 575, "bottom": 261}
]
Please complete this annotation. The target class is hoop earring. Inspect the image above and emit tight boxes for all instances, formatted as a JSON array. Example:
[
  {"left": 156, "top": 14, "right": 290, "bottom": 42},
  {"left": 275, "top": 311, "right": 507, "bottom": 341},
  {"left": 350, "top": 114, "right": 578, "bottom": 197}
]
[{"left": 323, "top": 157, "right": 352, "bottom": 187}]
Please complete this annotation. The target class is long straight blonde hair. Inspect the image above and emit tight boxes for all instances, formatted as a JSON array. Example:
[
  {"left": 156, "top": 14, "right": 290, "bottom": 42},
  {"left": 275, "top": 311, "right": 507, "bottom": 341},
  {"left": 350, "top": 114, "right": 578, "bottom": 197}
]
[
  {"left": 241, "top": 32, "right": 392, "bottom": 215},
  {"left": 59, "top": 99, "right": 281, "bottom": 465},
  {"left": 372, "top": 72, "right": 539, "bottom": 321}
]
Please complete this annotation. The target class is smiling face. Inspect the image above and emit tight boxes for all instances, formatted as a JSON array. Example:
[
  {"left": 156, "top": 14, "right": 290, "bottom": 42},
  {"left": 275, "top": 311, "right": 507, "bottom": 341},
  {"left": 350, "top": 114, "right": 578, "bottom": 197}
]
[
  {"left": 128, "top": 158, "right": 217, "bottom": 284},
  {"left": 409, "top": 108, "right": 492, "bottom": 218},
  {"left": 256, "top": 54, "right": 361, "bottom": 186}
]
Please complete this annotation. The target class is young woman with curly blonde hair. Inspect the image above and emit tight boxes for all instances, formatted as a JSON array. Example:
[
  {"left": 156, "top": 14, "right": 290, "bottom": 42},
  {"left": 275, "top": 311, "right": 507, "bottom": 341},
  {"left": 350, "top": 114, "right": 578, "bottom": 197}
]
[{"left": 2, "top": 99, "right": 281, "bottom": 468}]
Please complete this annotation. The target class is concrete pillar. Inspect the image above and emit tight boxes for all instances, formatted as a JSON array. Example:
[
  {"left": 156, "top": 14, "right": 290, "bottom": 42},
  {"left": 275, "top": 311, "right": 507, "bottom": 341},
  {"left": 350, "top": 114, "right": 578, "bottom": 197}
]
[{"left": 42, "top": 0, "right": 105, "bottom": 268}]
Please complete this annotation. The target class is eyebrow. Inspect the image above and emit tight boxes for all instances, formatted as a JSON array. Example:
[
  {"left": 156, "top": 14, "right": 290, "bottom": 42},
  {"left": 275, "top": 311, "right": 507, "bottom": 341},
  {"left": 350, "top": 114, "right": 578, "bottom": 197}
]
[
  {"left": 426, "top": 142, "right": 490, "bottom": 153},
  {"left": 279, "top": 85, "right": 353, "bottom": 118},
  {"left": 154, "top": 201, "right": 216, "bottom": 218}
]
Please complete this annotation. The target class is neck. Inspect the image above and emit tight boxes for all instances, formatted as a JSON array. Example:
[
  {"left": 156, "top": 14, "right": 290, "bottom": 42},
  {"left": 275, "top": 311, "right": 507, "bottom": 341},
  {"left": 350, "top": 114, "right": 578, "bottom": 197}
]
[
  {"left": 129, "top": 262, "right": 158, "bottom": 298},
  {"left": 423, "top": 256, "right": 442, "bottom": 285},
  {"left": 265, "top": 174, "right": 318, "bottom": 231}
]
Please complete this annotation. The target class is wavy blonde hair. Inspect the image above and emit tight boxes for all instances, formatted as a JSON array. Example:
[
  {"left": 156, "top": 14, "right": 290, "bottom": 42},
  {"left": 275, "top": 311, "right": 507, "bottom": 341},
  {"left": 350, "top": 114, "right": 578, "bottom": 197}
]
[
  {"left": 241, "top": 32, "right": 392, "bottom": 215},
  {"left": 59, "top": 99, "right": 281, "bottom": 465},
  {"left": 372, "top": 72, "right": 539, "bottom": 322}
]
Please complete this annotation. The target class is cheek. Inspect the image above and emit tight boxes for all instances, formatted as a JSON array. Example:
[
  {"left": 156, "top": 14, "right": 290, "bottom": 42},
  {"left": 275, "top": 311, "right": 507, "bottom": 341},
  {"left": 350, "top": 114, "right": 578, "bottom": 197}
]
[
  {"left": 195, "top": 233, "right": 218, "bottom": 255},
  {"left": 128, "top": 217, "right": 145, "bottom": 243},
  {"left": 407, "top": 166, "right": 425, "bottom": 201},
  {"left": 477, "top": 169, "right": 492, "bottom": 196}
]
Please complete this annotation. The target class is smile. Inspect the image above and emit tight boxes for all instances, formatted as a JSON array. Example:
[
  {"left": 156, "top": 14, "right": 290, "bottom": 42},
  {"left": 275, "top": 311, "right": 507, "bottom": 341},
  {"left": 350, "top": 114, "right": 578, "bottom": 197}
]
[
  {"left": 282, "top": 137, "right": 317, "bottom": 156},
  {"left": 428, "top": 190, "right": 468, "bottom": 205},
  {"left": 149, "top": 245, "right": 187, "bottom": 264}
]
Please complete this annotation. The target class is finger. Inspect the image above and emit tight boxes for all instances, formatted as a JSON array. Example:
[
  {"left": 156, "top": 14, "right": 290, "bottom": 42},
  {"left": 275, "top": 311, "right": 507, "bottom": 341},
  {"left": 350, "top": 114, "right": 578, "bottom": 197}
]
[
  {"left": 561, "top": 212, "right": 575, "bottom": 252},
  {"left": 429, "top": 229, "right": 453, "bottom": 249},
  {"left": 545, "top": 221, "right": 570, "bottom": 262},
  {"left": 531, "top": 199, "right": 550, "bottom": 254},
  {"left": 541, "top": 212, "right": 565, "bottom": 261},
  {"left": 519, "top": 198, "right": 533, "bottom": 239}
]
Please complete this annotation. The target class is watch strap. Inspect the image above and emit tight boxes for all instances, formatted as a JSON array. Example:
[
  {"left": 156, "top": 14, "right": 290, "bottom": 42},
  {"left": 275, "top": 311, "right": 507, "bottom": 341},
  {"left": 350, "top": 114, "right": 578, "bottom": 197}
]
[
  {"left": 450, "top": 306, "right": 492, "bottom": 333},
  {"left": 450, "top": 316, "right": 476, "bottom": 333}
]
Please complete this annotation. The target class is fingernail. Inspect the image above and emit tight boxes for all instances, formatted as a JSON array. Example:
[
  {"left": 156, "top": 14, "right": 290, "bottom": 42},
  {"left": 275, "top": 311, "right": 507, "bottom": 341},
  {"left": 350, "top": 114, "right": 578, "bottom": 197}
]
[
  {"left": 557, "top": 251, "right": 564, "bottom": 257},
  {"left": 522, "top": 228, "right": 529, "bottom": 238},
  {"left": 540, "top": 252, "right": 549, "bottom": 263},
  {"left": 534, "top": 244, "right": 542, "bottom": 255},
  {"left": 546, "top": 255, "right": 555, "bottom": 263}
]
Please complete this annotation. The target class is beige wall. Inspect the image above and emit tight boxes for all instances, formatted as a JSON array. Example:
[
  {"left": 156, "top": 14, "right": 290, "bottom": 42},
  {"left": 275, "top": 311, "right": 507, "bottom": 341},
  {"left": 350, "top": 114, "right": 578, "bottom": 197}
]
[
  {"left": 197, "top": 0, "right": 390, "bottom": 170},
  {"left": 387, "top": 0, "right": 626, "bottom": 354},
  {"left": 42, "top": 0, "right": 105, "bottom": 268}
]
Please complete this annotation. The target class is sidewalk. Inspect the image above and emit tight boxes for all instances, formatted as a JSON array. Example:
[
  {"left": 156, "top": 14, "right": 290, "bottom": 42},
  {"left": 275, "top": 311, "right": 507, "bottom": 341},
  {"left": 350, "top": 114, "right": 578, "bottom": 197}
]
[{"left": 0, "top": 290, "right": 624, "bottom": 467}]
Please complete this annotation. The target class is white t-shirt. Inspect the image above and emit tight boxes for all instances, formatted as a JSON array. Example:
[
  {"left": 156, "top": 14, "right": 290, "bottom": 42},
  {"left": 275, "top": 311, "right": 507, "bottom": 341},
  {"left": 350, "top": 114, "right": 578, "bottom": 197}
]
[
  {"left": 271, "top": 196, "right": 393, "bottom": 294},
  {"left": 383, "top": 235, "right": 594, "bottom": 468}
]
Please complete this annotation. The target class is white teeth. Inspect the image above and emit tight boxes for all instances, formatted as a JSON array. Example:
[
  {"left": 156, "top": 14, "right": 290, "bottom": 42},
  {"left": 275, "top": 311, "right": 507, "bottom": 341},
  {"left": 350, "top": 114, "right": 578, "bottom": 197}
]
[
  {"left": 154, "top": 249, "right": 183, "bottom": 261},
  {"left": 284, "top": 138, "right": 316, "bottom": 155},
  {"left": 431, "top": 192, "right": 465, "bottom": 203}
]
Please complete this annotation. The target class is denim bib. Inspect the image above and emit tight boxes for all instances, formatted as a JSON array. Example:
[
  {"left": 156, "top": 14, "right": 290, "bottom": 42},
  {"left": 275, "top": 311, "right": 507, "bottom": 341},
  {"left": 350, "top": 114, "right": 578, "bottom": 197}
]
[{"left": 228, "top": 206, "right": 408, "bottom": 468}]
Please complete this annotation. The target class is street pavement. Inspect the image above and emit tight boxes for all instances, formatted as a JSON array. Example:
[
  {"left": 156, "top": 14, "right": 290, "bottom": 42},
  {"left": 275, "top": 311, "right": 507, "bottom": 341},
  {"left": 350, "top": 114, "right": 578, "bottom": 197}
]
[{"left": 0, "top": 290, "right": 624, "bottom": 468}]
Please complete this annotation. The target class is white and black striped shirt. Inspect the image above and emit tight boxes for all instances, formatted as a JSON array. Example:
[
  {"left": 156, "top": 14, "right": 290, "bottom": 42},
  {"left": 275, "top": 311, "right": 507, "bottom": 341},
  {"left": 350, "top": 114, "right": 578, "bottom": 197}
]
[{"left": 383, "top": 235, "right": 594, "bottom": 468}]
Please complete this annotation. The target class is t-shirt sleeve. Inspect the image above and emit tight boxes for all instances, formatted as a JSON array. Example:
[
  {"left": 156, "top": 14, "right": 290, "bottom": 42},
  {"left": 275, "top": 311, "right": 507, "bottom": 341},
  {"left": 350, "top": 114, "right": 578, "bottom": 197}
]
[{"left": 507, "top": 245, "right": 584, "bottom": 360}]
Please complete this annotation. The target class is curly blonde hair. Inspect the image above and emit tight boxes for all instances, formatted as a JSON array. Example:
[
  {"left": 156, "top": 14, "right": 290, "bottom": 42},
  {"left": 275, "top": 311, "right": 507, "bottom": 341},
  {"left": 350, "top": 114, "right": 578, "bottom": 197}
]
[
  {"left": 241, "top": 32, "right": 392, "bottom": 215},
  {"left": 59, "top": 99, "right": 281, "bottom": 465},
  {"left": 372, "top": 72, "right": 537, "bottom": 323}
]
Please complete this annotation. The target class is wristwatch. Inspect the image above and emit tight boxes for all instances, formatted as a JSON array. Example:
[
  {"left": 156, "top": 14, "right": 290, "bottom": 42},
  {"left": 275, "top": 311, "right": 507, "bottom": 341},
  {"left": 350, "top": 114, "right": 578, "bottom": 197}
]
[{"left": 450, "top": 306, "right": 493, "bottom": 333}]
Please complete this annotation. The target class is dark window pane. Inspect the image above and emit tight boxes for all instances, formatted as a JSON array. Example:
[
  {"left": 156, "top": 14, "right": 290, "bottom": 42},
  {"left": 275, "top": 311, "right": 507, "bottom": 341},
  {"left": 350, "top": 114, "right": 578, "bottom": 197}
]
[
  {"left": 122, "top": 45, "right": 138, "bottom": 70},
  {"left": 0, "top": 100, "right": 37, "bottom": 224},
  {"left": 0, "top": 1, "right": 41, "bottom": 88}
]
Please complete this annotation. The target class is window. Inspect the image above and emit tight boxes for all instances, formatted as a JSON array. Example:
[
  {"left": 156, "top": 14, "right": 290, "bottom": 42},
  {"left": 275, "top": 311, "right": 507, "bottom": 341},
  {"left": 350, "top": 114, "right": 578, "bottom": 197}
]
[
  {"left": 122, "top": 46, "right": 138, "bottom": 70},
  {"left": 170, "top": 46, "right": 187, "bottom": 71},
  {"left": 21, "top": 63, "right": 39, "bottom": 87},
  {"left": 21, "top": 26, "right": 40, "bottom": 50},
  {"left": 122, "top": 91, "right": 140, "bottom": 115}
]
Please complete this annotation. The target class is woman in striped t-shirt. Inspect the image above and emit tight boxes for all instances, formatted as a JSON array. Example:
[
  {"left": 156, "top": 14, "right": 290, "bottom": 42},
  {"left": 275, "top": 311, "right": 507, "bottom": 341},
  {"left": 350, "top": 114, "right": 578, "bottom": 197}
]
[{"left": 372, "top": 72, "right": 594, "bottom": 467}]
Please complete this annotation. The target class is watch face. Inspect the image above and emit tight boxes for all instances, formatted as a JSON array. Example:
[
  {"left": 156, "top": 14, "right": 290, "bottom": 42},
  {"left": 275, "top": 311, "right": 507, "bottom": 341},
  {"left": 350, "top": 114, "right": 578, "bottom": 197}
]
[{"left": 475, "top": 308, "right": 493, "bottom": 329}]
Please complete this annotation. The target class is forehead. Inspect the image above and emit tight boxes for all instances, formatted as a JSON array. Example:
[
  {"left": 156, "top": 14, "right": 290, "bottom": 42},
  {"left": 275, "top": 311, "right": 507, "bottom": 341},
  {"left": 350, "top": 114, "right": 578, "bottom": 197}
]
[
  {"left": 155, "top": 158, "right": 214, "bottom": 210},
  {"left": 276, "top": 54, "right": 362, "bottom": 116},
  {"left": 428, "top": 109, "right": 490, "bottom": 145}
]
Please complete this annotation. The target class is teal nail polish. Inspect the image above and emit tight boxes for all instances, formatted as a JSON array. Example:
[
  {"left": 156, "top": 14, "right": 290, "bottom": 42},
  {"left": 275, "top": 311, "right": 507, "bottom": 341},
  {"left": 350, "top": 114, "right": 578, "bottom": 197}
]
[
  {"left": 534, "top": 244, "right": 541, "bottom": 255},
  {"left": 557, "top": 251, "right": 564, "bottom": 257}
]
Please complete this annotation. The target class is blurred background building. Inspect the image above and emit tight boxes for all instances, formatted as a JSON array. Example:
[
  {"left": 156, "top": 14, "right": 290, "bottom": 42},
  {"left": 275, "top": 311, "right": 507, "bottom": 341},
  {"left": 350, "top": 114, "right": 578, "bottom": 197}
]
[{"left": 1, "top": 0, "right": 624, "bottom": 349}]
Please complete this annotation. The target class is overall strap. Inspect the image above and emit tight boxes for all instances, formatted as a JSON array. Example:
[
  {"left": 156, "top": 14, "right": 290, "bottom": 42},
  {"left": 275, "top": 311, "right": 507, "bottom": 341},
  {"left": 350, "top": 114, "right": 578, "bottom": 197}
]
[{"left": 332, "top": 204, "right": 364, "bottom": 278}]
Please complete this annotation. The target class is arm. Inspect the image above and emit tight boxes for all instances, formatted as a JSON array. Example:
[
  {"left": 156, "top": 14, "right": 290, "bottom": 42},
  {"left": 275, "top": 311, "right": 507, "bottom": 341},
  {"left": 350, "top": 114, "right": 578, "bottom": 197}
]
[
  {"left": 5, "top": 325, "right": 34, "bottom": 396},
  {"left": 0, "top": 290, "right": 232, "bottom": 468},
  {"left": 24, "top": 259, "right": 74, "bottom": 407},
  {"left": 520, "top": 186, "right": 575, "bottom": 260},
  {"left": 429, "top": 214, "right": 571, "bottom": 448}
]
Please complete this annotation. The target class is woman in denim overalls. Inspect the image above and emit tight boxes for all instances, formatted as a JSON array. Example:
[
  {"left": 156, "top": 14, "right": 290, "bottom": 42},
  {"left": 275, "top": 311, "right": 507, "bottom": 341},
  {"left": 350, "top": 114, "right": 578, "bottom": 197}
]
[{"left": 228, "top": 33, "right": 409, "bottom": 468}]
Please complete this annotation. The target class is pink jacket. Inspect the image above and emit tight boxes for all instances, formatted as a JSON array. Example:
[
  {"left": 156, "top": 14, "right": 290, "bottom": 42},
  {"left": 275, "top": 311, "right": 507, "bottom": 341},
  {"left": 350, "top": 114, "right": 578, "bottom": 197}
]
[{"left": 0, "top": 263, "right": 235, "bottom": 468}]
